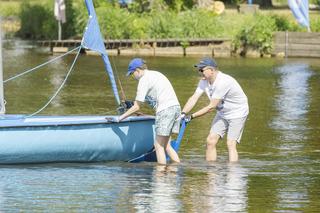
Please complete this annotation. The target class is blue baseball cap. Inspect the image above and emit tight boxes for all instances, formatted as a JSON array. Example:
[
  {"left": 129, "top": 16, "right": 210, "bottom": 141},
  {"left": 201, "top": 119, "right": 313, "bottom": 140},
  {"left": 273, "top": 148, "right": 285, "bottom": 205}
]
[
  {"left": 127, "top": 58, "right": 145, "bottom": 76},
  {"left": 194, "top": 57, "right": 217, "bottom": 69}
]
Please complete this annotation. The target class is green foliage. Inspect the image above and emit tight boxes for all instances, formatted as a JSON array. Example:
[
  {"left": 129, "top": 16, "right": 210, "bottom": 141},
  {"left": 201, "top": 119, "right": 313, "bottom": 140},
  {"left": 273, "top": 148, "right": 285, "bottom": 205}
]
[
  {"left": 17, "top": 0, "right": 76, "bottom": 40},
  {"left": 142, "top": 9, "right": 223, "bottom": 39},
  {"left": 0, "top": 2, "right": 20, "bottom": 17},
  {"left": 93, "top": 8, "right": 224, "bottom": 39},
  {"left": 97, "top": 6, "right": 149, "bottom": 39},
  {"left": 178, "top": 10, "right": 223, "bottom": 38},
  {"left": 271, "top": 14, "right": 301, "bottom": 31},
  {"left": 11, "top": 0, "right": 320, "bottom": 51},
  {"left": 235, "top": 14, "right": 277, "bottom": 55},
  {"left": 271, "top": 14, "right": 291, "bottom": 31},
  {"left": 17, "top": 1, "right": 55, "bottom": 39},
  {"left": 128, "top": 0, "right": 152, "bottom": 13},
  {"left": 310, "top": 17, "right": 320, "bottom": 32},
  {"left": 148, "top": 11, "right": 181, "bottom": 38}
]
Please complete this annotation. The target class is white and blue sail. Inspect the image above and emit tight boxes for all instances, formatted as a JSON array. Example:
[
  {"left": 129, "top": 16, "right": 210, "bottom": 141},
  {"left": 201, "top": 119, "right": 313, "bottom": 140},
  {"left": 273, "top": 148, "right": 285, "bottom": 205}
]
[
  {"left": 288, "top": 0, "right": 310, "bottom": 31},
  {"left": 82, "top": 0, "right": 120, "bottom": 105}
]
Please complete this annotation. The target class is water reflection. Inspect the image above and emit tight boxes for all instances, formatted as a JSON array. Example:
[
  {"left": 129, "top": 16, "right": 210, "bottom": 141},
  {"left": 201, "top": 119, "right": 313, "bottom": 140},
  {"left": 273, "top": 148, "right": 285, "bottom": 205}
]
[
  {"left": 272, "top": 63, "right": 313, "bottom": 144},
  {"left": 205, "top": 163, "right": 248, "bottom": 212},
  {"left": 271, "top": 63, "right": 313, "bottom": 211},
  {"left": 133, "top": 165, "right": 182, "bottom": 212},
  {"left": 183, "top": 162, "right": 248, "bottom": 212}
]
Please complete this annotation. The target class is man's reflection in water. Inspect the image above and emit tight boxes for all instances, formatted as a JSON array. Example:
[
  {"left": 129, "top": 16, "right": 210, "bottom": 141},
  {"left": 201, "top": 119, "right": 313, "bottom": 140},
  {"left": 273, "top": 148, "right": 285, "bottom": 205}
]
[
  {"left": 133, "top": 165, "right": 182, "bottom": 212},
  {"left": 186, "top": 163, "right": 248, "bottom": 212}
]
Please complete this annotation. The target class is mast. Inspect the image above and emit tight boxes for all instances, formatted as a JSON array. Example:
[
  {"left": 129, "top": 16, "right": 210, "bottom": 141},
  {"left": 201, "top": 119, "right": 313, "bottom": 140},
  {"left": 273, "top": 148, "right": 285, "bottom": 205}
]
[{"left": 0, "top": 18, "right": 5, "bottom": 114}]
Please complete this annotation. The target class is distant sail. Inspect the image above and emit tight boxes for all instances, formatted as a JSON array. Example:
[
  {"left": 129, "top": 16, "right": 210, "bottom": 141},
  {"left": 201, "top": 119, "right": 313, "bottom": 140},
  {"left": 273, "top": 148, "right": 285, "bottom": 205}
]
[
  {"left": 288, "top": 0, "right": 310, "bottom": 30},
  {"left": 54, "top": 0, "right": 66, "bottom": 23}
]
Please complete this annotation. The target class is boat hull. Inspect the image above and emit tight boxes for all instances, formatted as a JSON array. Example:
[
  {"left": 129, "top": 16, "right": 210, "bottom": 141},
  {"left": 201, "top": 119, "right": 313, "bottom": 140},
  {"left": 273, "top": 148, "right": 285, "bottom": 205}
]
[{"left": 0, "top": 115, "right": 155, "bottom": 164}]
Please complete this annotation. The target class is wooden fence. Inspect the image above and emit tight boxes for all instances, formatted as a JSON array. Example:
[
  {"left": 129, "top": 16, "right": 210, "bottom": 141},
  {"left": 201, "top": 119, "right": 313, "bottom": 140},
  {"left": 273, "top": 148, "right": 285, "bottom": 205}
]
[
  {"left": 39, "top": 38, "right": 232, "bottom": 57},
  {"left": 273, "top": 32, "right": 320, "bottom": 58}
]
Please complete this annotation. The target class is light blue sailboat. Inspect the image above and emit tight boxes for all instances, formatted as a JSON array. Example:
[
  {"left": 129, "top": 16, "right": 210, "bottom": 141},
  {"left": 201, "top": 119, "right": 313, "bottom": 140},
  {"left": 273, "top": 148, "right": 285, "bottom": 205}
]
[
  {"left": 0, "top": 0, "right": 160, "bottom": 164},
  {"left": 0, "top": 0, "right": 187, "bottom": 164}
]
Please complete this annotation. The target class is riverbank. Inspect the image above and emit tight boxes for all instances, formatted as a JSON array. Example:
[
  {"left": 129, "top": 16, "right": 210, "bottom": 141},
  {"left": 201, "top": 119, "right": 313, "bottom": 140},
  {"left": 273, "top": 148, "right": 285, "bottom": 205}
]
[
  {"left": 43, "top": 31, "right": 320, "bottom": 58},
  {"left": 1, "top": 1, "right": 320, "bottom": 57}
]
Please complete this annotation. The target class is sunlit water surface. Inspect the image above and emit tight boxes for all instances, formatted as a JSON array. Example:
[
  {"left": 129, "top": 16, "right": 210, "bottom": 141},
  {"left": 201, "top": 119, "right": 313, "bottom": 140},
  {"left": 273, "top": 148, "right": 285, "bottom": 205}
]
[{"left": 1, "top": 41, "right": 320, "bottom": 212}]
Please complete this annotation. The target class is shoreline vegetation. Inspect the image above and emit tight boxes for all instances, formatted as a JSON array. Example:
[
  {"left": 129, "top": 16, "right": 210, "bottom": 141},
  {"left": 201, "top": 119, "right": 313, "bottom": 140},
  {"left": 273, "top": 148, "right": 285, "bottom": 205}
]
[{"left": 1, "top": 0, "right": 320, "bottom": 57}]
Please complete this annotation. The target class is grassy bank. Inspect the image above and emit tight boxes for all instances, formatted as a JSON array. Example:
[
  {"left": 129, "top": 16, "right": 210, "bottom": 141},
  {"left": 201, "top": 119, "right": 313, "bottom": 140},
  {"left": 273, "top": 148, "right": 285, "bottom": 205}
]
[{"left": 1, "top": 0, "right": 320, "bottom": 55}]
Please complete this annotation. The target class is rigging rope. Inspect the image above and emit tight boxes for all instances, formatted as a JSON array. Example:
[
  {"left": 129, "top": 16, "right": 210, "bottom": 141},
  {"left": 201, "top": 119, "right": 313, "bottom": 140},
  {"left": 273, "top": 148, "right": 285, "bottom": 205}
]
[
  {"left": 4, "top": 46, "right": 81, "bottom": 83},
  {"left": 110, "top": 57, "right": 126, "bottom": 101},
  {"left": 26, "top": 46, "right": 82, "bottom": 117},
  {"left": 105, "top": 36, "right": 127, "bottom": 102}
]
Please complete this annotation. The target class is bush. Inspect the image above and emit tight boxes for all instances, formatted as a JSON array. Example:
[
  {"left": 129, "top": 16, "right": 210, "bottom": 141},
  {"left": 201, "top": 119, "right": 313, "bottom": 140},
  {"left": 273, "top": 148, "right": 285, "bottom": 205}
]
[
  {"left": 235, "top": 14, "right": 277, "bottom": 55},
  {"left": 17, "top": 0, "right": 76, "bottom": 40},
  {"left": 310, "top": 17, "right": 320, "bottom": 32},
  {"left": 17, "top": 2, "right": 55, "bottom": 39},
  {"left": 97, "top": 5, "right": 149, "bottom": 39},
  {"left": 271, "top": 14, "right": 302, "bottom": 32}
]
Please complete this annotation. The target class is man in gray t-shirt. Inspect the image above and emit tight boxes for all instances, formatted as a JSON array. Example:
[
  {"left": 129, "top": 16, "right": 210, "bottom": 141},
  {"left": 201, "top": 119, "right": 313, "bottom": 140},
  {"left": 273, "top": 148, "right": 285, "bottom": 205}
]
[{"left": 181, "top": 57, "right": 249, "bottom": 162}]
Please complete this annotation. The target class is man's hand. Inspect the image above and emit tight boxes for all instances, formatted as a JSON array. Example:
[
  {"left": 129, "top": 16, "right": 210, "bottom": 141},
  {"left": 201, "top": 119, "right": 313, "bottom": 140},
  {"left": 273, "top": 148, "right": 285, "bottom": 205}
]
[
  {"left": 124, "top": 100, "right": 134, "bottom": 109},
  {"left": 105, "top": 117, "right": 120, "bottom": 123},
  {"left": 117, "top": 100, "right": 134, "bottom": 115},
  {"left": 176, "top": 112, "right": 186, "bottom": 121},
  {"left": 184, "top": 114, "right": 193, "bottom": 123}
]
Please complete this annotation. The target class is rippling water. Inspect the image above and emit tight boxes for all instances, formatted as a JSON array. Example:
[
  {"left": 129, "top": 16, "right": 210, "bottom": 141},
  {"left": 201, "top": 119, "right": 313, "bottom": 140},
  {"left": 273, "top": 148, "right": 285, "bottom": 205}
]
[{"left": 1, "top": 41, "right": 320, "bottom": 212}]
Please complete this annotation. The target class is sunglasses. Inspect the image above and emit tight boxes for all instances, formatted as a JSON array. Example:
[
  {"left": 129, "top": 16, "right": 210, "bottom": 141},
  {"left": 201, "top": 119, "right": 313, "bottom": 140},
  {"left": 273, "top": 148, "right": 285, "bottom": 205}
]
[{"left": 198, "top": 67, "right": 210, "bottom": 73}]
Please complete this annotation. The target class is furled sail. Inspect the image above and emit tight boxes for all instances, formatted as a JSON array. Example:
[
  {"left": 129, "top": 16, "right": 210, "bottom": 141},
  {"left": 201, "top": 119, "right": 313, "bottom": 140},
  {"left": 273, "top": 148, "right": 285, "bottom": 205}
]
[{"left": 82, "top": 0, "right": 120, "bottom": 105}]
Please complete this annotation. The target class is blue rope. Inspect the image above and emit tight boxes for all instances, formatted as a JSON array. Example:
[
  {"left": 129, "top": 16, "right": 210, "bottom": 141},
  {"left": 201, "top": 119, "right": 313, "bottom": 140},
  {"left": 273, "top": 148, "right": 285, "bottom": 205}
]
[
  {"left": 26, "top": 46, "right": 82, "bottom": 117},
  {"left": 4, "top": 46, "right": 81, "bottom": 83}
]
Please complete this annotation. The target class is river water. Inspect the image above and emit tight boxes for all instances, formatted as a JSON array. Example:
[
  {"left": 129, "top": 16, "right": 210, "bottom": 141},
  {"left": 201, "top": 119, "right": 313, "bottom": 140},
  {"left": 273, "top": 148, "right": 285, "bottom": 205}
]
[{"left": 1, "top": 41, "right": 320, "bottom": 212}]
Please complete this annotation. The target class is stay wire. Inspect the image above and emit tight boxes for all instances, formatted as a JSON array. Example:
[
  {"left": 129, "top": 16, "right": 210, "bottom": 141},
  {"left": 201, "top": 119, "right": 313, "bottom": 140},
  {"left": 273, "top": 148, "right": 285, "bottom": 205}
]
[
  {"left": 25, "top": 46, "right": 82, "bottom": 117},
  {"left": 4, "top": 46, "right": 81, "bottom": 83}
]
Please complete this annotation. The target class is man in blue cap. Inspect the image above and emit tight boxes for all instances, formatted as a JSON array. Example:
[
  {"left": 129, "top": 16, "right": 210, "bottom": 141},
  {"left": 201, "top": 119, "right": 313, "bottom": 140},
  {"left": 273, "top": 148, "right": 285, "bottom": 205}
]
[
  {"left": 118, "top": 58, "right": 181, "bottom": 165},
  {"left": 181, "top": 57, "right": 249, "bottom": 162}
]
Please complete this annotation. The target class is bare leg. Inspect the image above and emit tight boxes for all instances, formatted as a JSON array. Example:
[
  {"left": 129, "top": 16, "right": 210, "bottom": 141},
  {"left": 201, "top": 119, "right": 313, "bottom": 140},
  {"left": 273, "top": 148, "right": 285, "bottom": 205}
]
[
  {"left": 166, "top": 137, "right": 180, "bottom": 163},
  {"left": 206, "top": 133, "right": 220, "bottom": 161},
  {"left": 154, "top": 135, "right": 170, "bottom": 165},
  {"left": 227, "top": 139, "right": 238, "bottom": 162}
]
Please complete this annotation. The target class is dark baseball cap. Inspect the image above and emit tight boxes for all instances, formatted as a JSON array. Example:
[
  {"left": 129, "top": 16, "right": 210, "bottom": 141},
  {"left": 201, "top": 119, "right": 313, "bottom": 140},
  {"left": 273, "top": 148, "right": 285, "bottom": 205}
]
[{"left": 194, "top": 57, "right": 218, "bottom": 69}]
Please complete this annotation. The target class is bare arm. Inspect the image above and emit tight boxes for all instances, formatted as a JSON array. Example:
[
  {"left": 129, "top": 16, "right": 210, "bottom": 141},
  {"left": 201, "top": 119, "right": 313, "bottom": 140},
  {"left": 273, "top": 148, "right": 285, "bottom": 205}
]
[
  {"left": 182, "top": 92, "right": 202, "bottom": 114},
  {"left": 191, "top": 98, "right": 221, "bottom": 119},
  {"left": 118, "top": 101, "right": 141, "bottom": 121}
]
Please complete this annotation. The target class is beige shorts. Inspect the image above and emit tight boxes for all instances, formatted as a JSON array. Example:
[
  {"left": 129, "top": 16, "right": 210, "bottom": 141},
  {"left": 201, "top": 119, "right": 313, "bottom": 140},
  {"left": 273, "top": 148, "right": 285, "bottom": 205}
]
[
  {"left": 210, "top": 114, "right": 248, "bottom": 143},
  {"left": 155, "top": 105, "right": 181, "bottom": 136}
]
